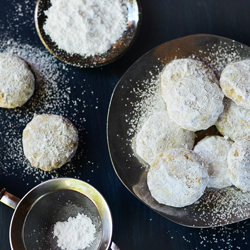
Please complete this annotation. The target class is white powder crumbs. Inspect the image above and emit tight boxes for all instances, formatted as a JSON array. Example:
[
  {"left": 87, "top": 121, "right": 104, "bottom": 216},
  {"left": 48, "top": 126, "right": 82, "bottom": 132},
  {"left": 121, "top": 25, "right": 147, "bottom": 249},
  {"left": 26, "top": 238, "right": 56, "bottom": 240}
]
[
  {"left": 53, "top": 213, "right": 96, "bottom": 250},
  {"left": 43, "top": 0, "right": 127, "bottom": 56},
  {"left": 126, "top": 69, "right": 165, "bottom": 139},
  {"left": 179, "top": 220, "right": 250, "bottom": 250},
  {"left": 0, "top": 37, "right": 96, "bottom": 183}
]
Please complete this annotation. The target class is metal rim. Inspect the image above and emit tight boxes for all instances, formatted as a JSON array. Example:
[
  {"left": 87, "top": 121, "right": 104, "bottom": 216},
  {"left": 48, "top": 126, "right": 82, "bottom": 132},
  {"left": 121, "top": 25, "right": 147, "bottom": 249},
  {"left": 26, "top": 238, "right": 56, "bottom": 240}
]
[
  {"left": 9, "top": 178, "right": 113, "bottom": 250},
  {"left": 107, "top": 34, "right": 250, "bottom": 228},
  {"left": 34, "top": 0, "right": 142, "bottom": 68}
]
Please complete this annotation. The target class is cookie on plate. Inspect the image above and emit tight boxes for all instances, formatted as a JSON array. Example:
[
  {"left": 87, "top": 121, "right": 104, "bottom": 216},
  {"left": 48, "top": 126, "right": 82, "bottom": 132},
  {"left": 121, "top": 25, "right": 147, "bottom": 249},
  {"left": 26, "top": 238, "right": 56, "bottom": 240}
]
[
  {"left": 0, "top": 53, "right": 35, "bottom": 108},
  {"left": 161, "top": 58, "right": 218, "bottom": 99},
  {"left": 135, "top": 111, "right": 195, "bottom": 165},
  {"left": 23, "top": 114, "right": 78, "bottom": 171},
  {"left": 228, "top": 135, "right": 250, "bottom": 192},
  {"left": 194, "top": 136, "right": 233, "bottom": 189},
  {"left": 216, "top": 97, "right": 250, "bottom": 141},
  {"left": 165, "top": 76, "right": 224, "bottom": 131},
  {"left": 147, "top": 148, "right": 208, "bottom": 207},
  {"left": 220, "top": 59, "right": 250, "bottom": 109}
]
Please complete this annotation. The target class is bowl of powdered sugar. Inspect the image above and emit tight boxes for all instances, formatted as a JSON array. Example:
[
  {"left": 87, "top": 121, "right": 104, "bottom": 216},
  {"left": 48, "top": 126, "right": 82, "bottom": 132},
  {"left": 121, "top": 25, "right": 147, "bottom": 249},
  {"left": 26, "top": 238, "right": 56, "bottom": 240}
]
[
  {"left": 35, "top": 0, "right": 141, "bottom": 68},
  {"left": 7, "top": 178, "right": 118, "bottom": 250}
]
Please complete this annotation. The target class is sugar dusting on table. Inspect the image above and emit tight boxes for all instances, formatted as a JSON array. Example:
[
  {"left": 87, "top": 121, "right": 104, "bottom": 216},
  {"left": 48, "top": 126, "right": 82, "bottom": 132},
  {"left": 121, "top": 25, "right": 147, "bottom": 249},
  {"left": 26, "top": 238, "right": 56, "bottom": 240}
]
[
  {"left": 167, "top": 220, "right": 250, "bottom": 249},
  {"left": 2, "top": 1, "right": 250, "bottom": 247},
  {"left": 0, "top": 37, "right": 98, "bottom": 184}
]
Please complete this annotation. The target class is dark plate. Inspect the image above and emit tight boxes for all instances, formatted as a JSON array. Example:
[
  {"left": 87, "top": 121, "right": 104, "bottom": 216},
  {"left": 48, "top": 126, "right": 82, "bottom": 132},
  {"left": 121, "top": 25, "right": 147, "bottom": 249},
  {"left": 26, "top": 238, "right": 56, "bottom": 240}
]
[
  {"left": 35, "top": 0, "right": 141, "bottom": 68},
  {"left": 107, "top": 34, "right": 250, "bottom": 228}
]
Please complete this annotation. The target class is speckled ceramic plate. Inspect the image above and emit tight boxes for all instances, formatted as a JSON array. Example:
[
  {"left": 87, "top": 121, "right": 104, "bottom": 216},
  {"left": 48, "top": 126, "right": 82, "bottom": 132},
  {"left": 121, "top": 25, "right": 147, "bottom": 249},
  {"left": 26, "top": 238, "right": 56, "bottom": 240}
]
[
  {"left": 35, "top": 0, "right": 141, "bottom": 68},
  {"left": 107, "top": 34, "right": 250, "bottom": 228}
]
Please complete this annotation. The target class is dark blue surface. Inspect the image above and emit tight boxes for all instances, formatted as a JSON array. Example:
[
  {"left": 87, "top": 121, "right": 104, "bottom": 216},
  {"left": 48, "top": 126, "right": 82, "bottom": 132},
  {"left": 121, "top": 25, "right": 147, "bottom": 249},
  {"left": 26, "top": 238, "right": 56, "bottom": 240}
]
[{"left": 1, "top": 0, "right": 250, "bottom": 249}]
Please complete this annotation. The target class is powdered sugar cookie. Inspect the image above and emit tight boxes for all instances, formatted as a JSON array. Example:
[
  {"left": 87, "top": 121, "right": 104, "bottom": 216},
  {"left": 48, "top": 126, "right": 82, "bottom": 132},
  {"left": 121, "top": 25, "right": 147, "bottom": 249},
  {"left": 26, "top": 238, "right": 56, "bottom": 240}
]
[
  {"left": 194, "top": 136, "right": 233, "bottom": 189},
  {"left": 135, "top": 111, "right": 195, "bottom": 165},
  {"left": 161, "top": 58, "right": 218, "bottom": 99},
  {"left": 228, "top": 136, "right": 250, "bottom": 192},
  {"left": 0, "top": 53, "right": 35, "bottom": 108},
  {"left": 166, "top": 76, "right": 224, "bottom": 131},
  {"left": 216, "top": 97, "right": 250, "bottom": 141},
  {"left": 147, "top": 148, "right": 208, "bottom": 207},
  {"left": 220, "top": 59, "right": 250, "bottom": 109},
  {"left": 23, "top": 114, "right": 78, "bottom": 171}
]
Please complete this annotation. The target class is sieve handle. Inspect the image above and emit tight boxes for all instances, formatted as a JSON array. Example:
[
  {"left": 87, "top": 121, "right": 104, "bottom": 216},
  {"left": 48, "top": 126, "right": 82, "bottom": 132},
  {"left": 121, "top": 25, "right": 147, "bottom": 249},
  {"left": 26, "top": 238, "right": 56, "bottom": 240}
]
[
  {"left": 111, "top": 242, "right": 120, "bottom": 250},
  {"left": 0, "top": 187, "right": 20, "bottom": 210}
]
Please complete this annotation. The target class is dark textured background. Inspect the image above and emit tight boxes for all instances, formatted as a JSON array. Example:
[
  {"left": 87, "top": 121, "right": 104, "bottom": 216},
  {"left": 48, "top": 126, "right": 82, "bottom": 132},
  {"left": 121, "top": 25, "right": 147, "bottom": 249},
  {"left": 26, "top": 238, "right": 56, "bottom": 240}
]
[{"left": 1, "top": 0, "right": 250, "bottom": 249}]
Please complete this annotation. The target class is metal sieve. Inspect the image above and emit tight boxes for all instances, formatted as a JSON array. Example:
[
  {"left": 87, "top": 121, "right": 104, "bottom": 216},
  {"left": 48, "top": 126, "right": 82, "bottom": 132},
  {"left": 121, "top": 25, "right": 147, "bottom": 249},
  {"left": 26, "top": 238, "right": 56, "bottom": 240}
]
[{"left": 0, "top": 178, "right": 119, "bottom": 250}]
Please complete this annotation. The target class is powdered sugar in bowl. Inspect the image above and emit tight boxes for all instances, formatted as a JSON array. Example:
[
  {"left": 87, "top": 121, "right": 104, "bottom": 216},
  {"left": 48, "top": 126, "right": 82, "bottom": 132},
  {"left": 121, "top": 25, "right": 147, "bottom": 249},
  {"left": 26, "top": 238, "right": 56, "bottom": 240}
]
[
  {"left": 35, "top": 0, "right": 141, "bottom": 68},
  {"left": 0, "top": 178, "right": 119, "bottom": 250}
]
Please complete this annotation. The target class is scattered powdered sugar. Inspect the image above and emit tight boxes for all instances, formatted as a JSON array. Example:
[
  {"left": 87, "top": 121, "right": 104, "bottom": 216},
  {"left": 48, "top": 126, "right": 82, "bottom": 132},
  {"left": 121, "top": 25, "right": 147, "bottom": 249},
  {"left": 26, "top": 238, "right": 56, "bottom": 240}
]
[
  {"left": 0, "top": 37, "right": 97, "bottom": 183},
  {"left": 192, "top": 40, "right": 244, "bottom": 78},
  {"left": 170, "top": 219, "right": 250, "bottom": 249},
  {"left": 44, "top": 0, "right": 127, "bottom": 56},
  {"left": 126, "top": 67, "right": 165, "bottom": 138},
  {"left": 191, "top": 186, "right": 250, "bottom": 227},
  {"left": 53, "top": 213, "right": 96, "bottom": 250}
]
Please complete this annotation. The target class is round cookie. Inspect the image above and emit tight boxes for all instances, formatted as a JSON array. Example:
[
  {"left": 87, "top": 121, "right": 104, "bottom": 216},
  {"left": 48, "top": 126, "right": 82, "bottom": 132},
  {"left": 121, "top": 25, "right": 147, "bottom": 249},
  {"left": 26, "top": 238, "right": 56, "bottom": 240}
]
[
  {"left": 135, "top": 111, "right": 195, "bottom": 165},
  {"left": 216, "top": 97, "right": 250, "bottom": 141},
  {"left": 147, "top": 148, "right": 208, "bottom": 207},
  {"left": 220, "top": 59, "right": 250, "bottom": 109},
  {"left": 23, "top": 114, "right": 78, "bottom": 171},
  {"left": 0, "top": 53, "right": 35, "bottom": 108},
  {"left": 228, "top": 135, "right": 250, "bottom": 192},
  {"left": 194, "top": 136, "right": 233, "bottom": 189},
  {"left": 161, "top": 58, "right": 218, "bottom": 100},
  {"left": 165, "top": 76, "right": 224, "bottom": 131}
]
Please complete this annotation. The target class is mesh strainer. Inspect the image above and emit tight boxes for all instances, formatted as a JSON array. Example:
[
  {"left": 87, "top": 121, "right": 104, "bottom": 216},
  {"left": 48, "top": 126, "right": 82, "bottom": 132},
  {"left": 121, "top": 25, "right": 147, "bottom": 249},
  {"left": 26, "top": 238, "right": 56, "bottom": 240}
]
[{"left": 0, "top": 178, "right": 119, "bottom": 250}]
